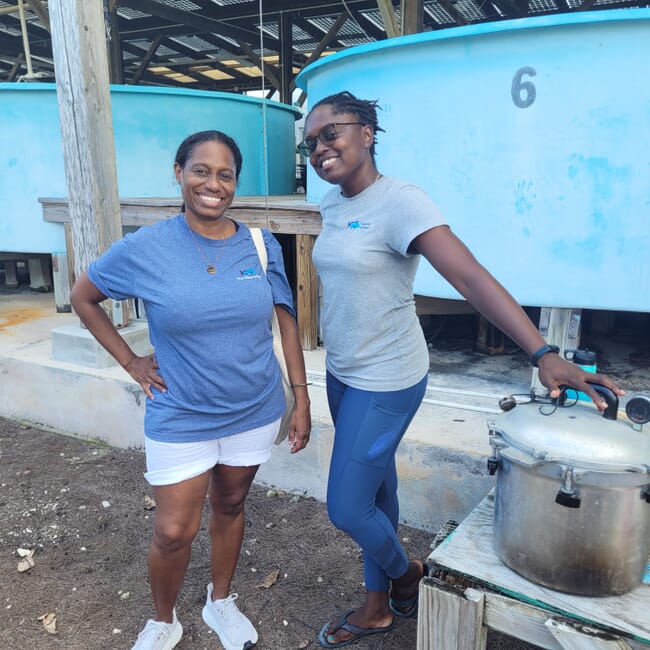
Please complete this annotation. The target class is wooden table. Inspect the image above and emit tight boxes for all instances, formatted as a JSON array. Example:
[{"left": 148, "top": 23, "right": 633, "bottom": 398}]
[
  {"left": 418, "top": 491, "right": 650, "bottom": 650},
  {"left": 40, "top": 196, "right": 322, "bottom": 349}
]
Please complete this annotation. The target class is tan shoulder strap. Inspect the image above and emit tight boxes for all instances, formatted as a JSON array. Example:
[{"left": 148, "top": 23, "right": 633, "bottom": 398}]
[{"left": 250, "top": 227, "right": 267, "bottom": 272}]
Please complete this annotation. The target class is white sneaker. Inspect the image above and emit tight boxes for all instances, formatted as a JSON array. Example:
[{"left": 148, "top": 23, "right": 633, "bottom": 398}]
[
  {"left": 202, "top": 583, "right": 258, "bottom": 650},
  {"left": 131, "top": 610, "right": 183, "bottom": 650}
]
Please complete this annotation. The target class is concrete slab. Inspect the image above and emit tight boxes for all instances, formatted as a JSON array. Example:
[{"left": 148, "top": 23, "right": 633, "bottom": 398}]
[{"left": 1, "top": 290, "right": 648, "bottom": 533}]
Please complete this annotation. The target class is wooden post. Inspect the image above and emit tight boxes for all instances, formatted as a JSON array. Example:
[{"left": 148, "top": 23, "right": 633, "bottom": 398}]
[
  {"left": 296, "top": 234, "right": 318, "bottom": 350},
  {"left": 279, "top": 12, "right": 293, "bottom": 104},
  {"left": 530, "top": 307, "right": 582, "bottom": 396},
  {"left": 417, "top": 580, "right": 487, "bottom": 649},
  {"left": 401, "top": 0, "right": 423, "bottom": 35},
  {"left": 104, "top": 0, "right": 124, "bottom": 84},
  {"left": 377, "top": 0, "right": 400, "bottom": 38},
  {"left": 48, "top": 0, "right": 127, "bottom": 327}
]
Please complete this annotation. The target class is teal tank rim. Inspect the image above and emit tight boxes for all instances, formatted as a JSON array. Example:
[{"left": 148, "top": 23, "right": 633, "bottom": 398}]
[
  {"left": 0, "top": 82, "right": 302, "bottom": 119},
  {"left": 296, "top": 7, "right": 650, "bottom": 91}
]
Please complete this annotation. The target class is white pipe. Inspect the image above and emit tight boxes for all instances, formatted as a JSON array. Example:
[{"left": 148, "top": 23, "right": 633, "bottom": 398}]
[
  {"left": 17, "top": 0, "right": 34, "bottom": 76},
  {"left": 305, "top": 373, "right": 501, "bottom": 414}
]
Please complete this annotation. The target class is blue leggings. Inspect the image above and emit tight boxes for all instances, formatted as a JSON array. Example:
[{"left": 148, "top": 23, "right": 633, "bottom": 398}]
[{"left": 326, "top": 371, "right": 428, "bottom": 592}]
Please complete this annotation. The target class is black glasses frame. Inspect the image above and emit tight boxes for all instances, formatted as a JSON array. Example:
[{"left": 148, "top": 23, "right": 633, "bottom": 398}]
[{"left": 297, "top": 122, "right": 364, "bottom": 157}]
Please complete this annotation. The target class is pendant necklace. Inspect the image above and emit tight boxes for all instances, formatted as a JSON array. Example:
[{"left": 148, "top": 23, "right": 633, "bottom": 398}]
[{"left": 186, "top": 220, "right": 230, "bottom": 275}]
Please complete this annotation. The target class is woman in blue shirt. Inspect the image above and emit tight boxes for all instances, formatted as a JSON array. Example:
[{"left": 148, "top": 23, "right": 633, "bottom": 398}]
[{"left": 71, "top": 130, "right": 311, "bottom": 650}]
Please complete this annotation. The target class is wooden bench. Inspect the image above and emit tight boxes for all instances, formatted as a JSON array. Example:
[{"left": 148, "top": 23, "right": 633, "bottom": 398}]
[
  {"left": 418, "top": 491, "right": 650, "bottom": 649},
  {"left": 40, "top": 196, "right": 322, "bottom": 349}
]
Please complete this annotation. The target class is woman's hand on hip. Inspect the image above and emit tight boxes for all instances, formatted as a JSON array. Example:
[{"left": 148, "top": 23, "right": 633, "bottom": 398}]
[{"left": 124, "top": 354, "right": 167, "bottom": 399}]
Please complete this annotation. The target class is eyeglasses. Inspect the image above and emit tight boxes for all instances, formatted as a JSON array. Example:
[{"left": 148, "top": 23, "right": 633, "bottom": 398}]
[{"left": 297, "top": 122, "right": 364, "bottom": 157}]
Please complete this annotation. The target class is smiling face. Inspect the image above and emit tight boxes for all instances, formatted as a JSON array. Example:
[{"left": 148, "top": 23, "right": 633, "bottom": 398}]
[
  {"left": 174, "top": 140, "right": 237, "bottom": 228},
  {"left": 304, "top": 104, "right": 376, "bottom": 197}
]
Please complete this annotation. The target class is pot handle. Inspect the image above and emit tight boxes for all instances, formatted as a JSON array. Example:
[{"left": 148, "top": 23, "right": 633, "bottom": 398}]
[
  {"left": 591, "top": 384, "right": 619, "bottom": 420},
  {"left": 560, "top": 383, "right": 618, "bottom": 420}
]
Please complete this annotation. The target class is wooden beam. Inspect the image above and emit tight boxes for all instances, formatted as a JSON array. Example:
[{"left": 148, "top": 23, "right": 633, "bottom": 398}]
[
  {"left": 376, "top": 0, "right": 400, "bottom": 38},
  {"left": 239, "top": 41, "right": 282, "bottom": 91},
  {"left": 417, "top": 581, "right": 487, "bottom": 649},
  {"left": 48, "top": 0, "right": 126, "bottom": 326},
  {"left": 130, "top": 32, "right": 162, "bottom": 84},
  {"left": 296, "top": 234, "right": 318, "bottom": 350},
  {"left": 401, "top": 0, "right": 423, "bottom": 35},
  {"left": 279, "top": 11, "right": 292, "bottom": 104},
  {"left": 6, "top": 52, "right": 23, "bottom": 80},
  {"left": 26, "top": 0, "right": 50, "bottom": 30},
  {"left": 530, "top": 307, "right": 582, "bottom": 396},
  {"left": 292, "top": 11, "right": 347, "bottom": 98},
  {"left": 105, "top": 0, "right": 124, "bottom": 84}
]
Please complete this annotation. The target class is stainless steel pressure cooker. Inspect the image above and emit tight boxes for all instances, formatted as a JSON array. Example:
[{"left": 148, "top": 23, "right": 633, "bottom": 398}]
[{"left": 487, "top": 386, "right": 650, "bottom": 596}]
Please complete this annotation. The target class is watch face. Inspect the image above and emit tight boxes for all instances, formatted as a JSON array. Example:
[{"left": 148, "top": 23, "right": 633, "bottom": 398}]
[{"left": 625, "top": 396, "right": 650, "bottom": 425}]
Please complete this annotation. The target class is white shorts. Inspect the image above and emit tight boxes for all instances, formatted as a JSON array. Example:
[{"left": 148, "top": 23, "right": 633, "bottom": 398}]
[{"left": 144, "top": 418, "right": 281, "bottom": 486}]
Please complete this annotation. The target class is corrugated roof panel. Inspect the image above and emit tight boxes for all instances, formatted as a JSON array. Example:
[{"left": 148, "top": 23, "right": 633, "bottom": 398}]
[
  {"left": 529, "top": 0, "right": 558, "bottom": 12},
  {"left": 171, "top": 35, "right": 218, "bottom": 52},
  {"left": 424, "top": 2, "right": 457, "bottom": 24},
  {"left": 454, "top": 0, "right": 488, "bottom": 21},
  {"left": 359, "top": 10, "right": 387, "bottom": 31},
  {"left": 339, "top": 37, "right": 374, "bottom": 46},
  {"left": 165, "top": 0, "right": 202, "bottom": 10},
  {"left": 117, "top": 7, "right": 150, "bottom": 20}
]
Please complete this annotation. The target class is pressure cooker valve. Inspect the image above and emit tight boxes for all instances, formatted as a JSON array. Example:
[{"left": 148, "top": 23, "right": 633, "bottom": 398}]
[
  {"left": 643, "top": 486, "right": 650, "bottom": 504},
  {"left": 555, "top": 489, "right": 581, "bottom": 508},
  {"left": 556, "top": 467, "right": 581, "bottom": 508},
  {"left": 498, "top": 396, "right": 517, "bottom": 412},
  {"left": 625, "top": 395, "right": 650, "bottom": 429},
  {"left": 487, "top": 456, "right": 499, "bottom": 475}
]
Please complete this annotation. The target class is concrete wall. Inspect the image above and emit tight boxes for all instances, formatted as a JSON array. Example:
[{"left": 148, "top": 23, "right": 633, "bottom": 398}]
[{"left": 0, "top": 307, "right": 510, "bottom": 533}]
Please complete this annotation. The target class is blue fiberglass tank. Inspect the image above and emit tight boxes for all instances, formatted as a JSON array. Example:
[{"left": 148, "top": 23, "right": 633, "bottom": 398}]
[
  {"left": 296, "top": 9, "right": 650, "bottom": 312},
  {"left": 0, "top": 84, "right": 300, "bottom": 254}
]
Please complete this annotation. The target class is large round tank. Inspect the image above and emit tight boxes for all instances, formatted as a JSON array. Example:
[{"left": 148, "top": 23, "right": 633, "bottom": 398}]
[
  {"left": 0, "top": 84, "right": 300, "bottom": 254},
  {"left": 296, "top": 9, "right": 650, "bottom": 312}
]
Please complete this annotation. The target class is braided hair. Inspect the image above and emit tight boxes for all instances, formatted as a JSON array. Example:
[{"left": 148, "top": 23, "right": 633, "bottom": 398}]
[{"left": 309, "top": 91, "right": 385, "bottom": 162}]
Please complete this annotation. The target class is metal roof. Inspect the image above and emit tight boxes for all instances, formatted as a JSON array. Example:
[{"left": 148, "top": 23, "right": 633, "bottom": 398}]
[{"left": 0, "top": 0, "right": 646, "bottom": 101}]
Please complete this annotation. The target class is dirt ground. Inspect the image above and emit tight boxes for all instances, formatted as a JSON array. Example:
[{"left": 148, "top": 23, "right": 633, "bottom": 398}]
[{"left": 0, "top": 416, "right": 541, "bottom": 650}]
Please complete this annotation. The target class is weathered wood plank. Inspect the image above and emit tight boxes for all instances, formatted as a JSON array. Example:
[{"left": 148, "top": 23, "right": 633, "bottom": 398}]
[
  {"left": 39, "top": 196, "right": 323, "bottom": 234},
  {"left": 484, "top": 592, "right": 564, "bottom": 649},
  {"left": 530, "top": 307, "right": 582, "bottom": 395},
  {"left": 546, "top": 618, "right": 633, "bottom": 649},
  {"left": 296, "top": 234, "right": 318, "bottom": 350},
  {"left": 417, "top": 580, "right": 487, "bottom": 649},
  {"left": 49, "top": 0, "right": 126, "bottom": 327},
  {"left": 429, "top": 493, "right": 650, "bottom": 643}
]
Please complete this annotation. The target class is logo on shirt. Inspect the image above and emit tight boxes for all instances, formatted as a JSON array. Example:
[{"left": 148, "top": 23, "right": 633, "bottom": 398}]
[
  {"left": 237, "top": 266, "right": 261, "bottom": 280},
  {"left": 347, "top": 220, "right": 371, "bottom": 230}
]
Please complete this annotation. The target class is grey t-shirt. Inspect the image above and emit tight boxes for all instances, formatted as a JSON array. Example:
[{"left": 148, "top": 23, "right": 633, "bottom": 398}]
[{"left": 312, "top": 175, "right": 447, "bottom": 391}]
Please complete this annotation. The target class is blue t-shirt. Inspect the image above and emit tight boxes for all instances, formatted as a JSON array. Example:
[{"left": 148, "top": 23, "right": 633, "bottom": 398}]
[{"left": 88, "top": 216, "right": 295, "bottom": 443}]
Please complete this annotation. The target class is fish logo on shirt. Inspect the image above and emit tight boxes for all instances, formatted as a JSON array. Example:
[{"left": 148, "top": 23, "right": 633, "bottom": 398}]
[
  {"left": 347, "top": 220, "right": 371, "bottom": 230},
  {"left": 237, "top": 267, "right": 261, "bottom": 280}
]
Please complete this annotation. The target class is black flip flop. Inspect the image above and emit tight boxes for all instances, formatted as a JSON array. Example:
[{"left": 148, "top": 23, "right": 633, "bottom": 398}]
[
  {"left": 389, "top": 561, "right": 430, "bottom": 619},
  {"left": 317, "top": 609, "right": 394, "bottom": 648}
]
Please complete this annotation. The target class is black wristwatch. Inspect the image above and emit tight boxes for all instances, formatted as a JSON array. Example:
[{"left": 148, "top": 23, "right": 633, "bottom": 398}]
[{"left": 530, "top": 344, "right": 560, "bottom": 367}]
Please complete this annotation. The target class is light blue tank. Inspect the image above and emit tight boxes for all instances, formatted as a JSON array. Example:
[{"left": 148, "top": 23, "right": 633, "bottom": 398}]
[
  {"left": 297, "top": 9, "right": 650, "bottom": 312},
  {"left": 0, "top": 84, "right": 300, "bottom": 254}
]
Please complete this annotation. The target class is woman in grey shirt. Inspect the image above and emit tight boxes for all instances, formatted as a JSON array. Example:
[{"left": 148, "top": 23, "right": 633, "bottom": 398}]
[{"left": 300, "top": 90, "right": 622, "bottom": 648}]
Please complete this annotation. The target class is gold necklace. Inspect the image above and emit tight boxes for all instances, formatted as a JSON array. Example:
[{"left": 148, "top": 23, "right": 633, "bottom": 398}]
[{"left": 186, "top": 221, "right": 230, "bottom": 275}]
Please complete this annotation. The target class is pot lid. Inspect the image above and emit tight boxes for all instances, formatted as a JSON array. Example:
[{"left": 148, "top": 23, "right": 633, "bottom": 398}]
[{"left": 491, "top": 401, "right": 650, "bottom": 470}]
